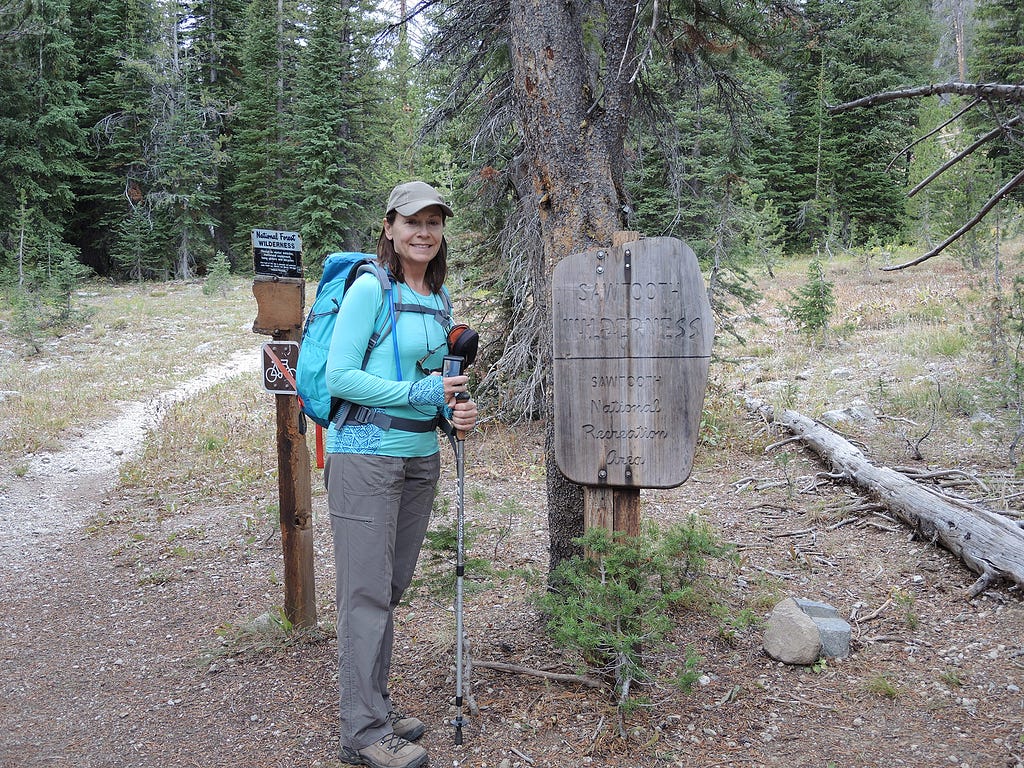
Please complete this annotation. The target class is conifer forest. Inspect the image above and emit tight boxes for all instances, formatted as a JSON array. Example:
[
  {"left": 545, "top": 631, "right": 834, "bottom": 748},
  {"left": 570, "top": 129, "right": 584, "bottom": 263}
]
[{"left": 1, "top": 0, "right": 1022, "bottom": 376}]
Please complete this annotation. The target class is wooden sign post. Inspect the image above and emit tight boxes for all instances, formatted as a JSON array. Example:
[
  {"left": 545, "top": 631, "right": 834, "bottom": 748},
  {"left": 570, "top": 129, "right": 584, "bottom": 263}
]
[
  {"left": 251, "top": 229, "right": 316, "bottom": 629},
  {"left": 552, "top": 234, "right": 713, "bottom": 541}
]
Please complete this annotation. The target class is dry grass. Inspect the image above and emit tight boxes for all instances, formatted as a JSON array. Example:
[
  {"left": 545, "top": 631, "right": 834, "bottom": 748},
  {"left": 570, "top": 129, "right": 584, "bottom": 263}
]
[
  {"left": 723, "top": 242, "right": 1024, "bottom": 473},
  {"left": 0, "top": 278, "right": 258, "bottom": 459}
]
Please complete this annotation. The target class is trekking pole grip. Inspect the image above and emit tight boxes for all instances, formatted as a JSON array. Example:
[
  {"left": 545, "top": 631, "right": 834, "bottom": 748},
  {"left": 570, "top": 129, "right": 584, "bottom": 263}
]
[{"left": 454, "top": 391, "right": 470, "bottom": 440}]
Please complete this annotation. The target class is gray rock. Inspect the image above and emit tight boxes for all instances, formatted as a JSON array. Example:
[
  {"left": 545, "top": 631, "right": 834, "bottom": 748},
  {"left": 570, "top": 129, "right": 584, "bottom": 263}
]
[
  {"left": 793, "top": 598, "right": 839, "bottom": 619},
  {"left": 816, "top": 617, "right": 852, "bottom": 659},
  {"left": 763, "top": 598, "right": 821, "bottom": 665},
  {"left": 819, "top": 405, "right": 877, "bottom": 427},
  {"left": 764, "top": 597, "right": 852, "bottom": 665}
]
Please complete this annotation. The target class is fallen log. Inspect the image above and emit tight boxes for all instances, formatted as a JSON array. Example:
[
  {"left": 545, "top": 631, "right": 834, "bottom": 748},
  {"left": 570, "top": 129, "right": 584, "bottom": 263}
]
[{"left": 751, "top": 401, "right": 1024, "bottom": 598}]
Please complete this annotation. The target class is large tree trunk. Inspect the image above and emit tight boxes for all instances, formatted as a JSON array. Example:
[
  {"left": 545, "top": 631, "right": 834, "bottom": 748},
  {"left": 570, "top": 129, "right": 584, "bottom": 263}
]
[
  {"left": 756, "top": 402, "right": 1024, "bottom": 597},
  {"left": 509, "top": 0, "right": 639, "bottom": 572}
]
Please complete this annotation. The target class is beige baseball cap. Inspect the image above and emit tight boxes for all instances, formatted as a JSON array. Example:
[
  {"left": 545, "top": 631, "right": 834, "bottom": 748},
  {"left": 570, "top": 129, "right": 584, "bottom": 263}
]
[{"left": 386, "top": 181, "right": 454, "bottom": 218}]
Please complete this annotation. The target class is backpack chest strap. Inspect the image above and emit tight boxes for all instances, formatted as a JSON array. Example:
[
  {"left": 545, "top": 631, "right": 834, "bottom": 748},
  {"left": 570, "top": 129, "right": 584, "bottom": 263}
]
[{"left": 392, "top": 301, "right": 451, "bottom": 326}]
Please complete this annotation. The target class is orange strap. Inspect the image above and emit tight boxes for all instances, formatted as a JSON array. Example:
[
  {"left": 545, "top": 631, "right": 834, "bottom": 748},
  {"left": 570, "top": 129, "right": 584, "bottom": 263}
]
[{"left": 315, "top": 424, "right": 325, "bottom": 469}]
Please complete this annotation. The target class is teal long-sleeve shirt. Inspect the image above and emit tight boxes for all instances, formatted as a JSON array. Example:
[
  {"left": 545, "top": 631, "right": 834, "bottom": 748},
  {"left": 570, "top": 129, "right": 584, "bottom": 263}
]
[{"left": 324, "top": 272, "right": 450, "bottom": 457}]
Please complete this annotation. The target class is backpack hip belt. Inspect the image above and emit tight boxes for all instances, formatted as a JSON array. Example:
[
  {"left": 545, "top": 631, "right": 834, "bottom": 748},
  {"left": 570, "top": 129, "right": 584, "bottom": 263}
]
[{"left": 344, "top": 405, "right": 442, "bottom": 433}]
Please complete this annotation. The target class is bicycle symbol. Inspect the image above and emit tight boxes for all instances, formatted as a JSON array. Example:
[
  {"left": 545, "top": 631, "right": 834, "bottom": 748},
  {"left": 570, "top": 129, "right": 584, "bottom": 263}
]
[{"left": 265, "top": 358, "right": 296, "bottom": 386}]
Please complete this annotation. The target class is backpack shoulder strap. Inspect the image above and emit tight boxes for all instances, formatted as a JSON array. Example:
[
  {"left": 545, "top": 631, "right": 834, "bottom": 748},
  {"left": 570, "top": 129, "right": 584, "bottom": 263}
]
[
  {"left": 347, "top": 260, "right": 391, "bottom": 293},
  {"left": 327, "top": 262, "right": 399, "bottom": 426}
]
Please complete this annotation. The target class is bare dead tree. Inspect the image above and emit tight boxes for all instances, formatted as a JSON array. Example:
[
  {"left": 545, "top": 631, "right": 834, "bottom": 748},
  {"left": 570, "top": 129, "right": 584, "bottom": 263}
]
[{"left": 828, "top": 81, "right": 1024, "bottom": 271}]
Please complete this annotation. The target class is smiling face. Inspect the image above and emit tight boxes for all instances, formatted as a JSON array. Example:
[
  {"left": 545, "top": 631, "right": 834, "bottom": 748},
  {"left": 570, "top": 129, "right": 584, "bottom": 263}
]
[{"left": 383, "top": 205, "right": 446, "bottom": 274}]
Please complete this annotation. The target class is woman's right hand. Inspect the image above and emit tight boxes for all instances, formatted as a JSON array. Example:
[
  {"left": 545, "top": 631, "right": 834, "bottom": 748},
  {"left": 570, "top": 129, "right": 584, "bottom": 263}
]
[{"left": 442, "top": 373, "right": 470, "bottom": 404}]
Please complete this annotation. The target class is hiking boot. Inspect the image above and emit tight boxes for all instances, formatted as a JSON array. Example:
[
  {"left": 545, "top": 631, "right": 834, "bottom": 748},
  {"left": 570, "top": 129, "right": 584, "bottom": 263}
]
[
  {"left": 340, "top": 733, "right": 428, "bottom": 768},
  {"left": 386, "top": 708, "right": 426, "bottom": 741}
]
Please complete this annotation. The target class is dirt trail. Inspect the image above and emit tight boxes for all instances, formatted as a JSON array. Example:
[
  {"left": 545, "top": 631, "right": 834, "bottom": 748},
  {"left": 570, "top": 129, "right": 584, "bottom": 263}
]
[
  {"left": 0, "top": 350, "right": 259, "bottom": 568},
  {"left": 2, "top": 285, "right": 1023, "bottom": 767}
]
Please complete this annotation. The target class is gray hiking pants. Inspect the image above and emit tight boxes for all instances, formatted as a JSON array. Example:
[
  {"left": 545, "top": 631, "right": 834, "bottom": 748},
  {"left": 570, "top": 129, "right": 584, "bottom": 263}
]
[{"left": 324, "top": 451, "right": 439, "bottom": 751}]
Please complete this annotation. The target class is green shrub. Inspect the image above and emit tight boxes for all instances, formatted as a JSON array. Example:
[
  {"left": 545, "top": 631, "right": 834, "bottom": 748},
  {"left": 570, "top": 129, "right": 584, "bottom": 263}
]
[
  {"left": 203, "top": 251, "right": 232, "bottom": 297},
  {"left": 537, "top": 518, "right": 734, "bottom": 733},
  {"left": 783, "top": 260, "right": 837, "bottom": 337}
]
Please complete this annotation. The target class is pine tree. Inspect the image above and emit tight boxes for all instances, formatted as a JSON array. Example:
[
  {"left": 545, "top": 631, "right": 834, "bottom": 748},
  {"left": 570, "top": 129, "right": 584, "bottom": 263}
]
[
  {"left": 770, "top": 0, "right": 936, "bottom": 249},
  {"left": 229, "top": 0, "right": 303, "bottom": 260},
  {"left": 826, "top": 0, "right": 936, "bottom": 243},
  {"left": 971, "top": 0, "right": 1024, "bottom": 84},
  {"left": 290, "top": 0, "right": 392, "bottom": 263},
  {"left": 69, "top": 0, "right": 160, "bottom": 276},
  {"left": 784, "top": 259, "right": 837, "bottom": 338},
  {"left": 127, "top": 0, "right": 222, "bottom": 279},
  {"left": 187, "top": 0, "right": 247, "bottom": 263},
  {"left": 0, "top": 0, "right": 89, "bottom": 301}
]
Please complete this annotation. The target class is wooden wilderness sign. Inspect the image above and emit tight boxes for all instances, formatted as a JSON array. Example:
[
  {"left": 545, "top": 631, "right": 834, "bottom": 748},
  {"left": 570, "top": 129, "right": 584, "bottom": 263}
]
[{"left": 552, "top": 237, "right": 713, "bottom": 489}]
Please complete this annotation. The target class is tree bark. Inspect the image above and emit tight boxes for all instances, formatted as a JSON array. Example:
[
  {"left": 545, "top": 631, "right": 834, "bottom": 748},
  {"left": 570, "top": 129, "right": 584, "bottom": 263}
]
[
  {"left": 509, "top": 0, "right": 638, "bottom": 572},
  {"left": 753, "top": 402, "right": 1024, "bottom": 597}
]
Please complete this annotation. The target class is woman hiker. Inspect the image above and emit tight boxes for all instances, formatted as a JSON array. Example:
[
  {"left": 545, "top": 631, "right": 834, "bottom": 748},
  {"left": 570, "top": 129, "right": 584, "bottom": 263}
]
[{"left": 324, "top": 180, "right": 478, "bottom": 768}]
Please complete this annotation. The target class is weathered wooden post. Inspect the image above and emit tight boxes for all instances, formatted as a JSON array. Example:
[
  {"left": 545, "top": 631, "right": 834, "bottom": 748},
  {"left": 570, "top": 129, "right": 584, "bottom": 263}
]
[
  {"left": 552, "top": 234, "right": 713, "bottom": 544},
  {"left": 251, "top": 228, "right": 317, "bottom": 629}
]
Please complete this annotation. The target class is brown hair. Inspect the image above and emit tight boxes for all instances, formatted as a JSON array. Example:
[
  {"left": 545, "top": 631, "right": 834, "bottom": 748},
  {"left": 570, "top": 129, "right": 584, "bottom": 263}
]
[{"left": 375, "top": 210, "right": 449, "bottom": 293}]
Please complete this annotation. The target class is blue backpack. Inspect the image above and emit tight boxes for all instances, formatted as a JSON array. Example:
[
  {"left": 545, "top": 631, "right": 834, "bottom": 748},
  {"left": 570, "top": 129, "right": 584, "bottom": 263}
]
[{"left": 295, "top": 251, "right": 452, "bottom": 429}]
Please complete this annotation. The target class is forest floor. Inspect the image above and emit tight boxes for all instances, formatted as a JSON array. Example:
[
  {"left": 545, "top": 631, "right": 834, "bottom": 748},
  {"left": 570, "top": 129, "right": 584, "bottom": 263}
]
[{"left": 1, "top": 247, "right": 1023, "bottom": 768}]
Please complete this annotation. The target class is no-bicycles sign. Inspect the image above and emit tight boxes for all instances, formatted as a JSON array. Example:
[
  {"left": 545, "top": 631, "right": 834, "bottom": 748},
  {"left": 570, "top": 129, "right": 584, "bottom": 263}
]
[
  {"left": 261, "top": 341, "right": 299, "bottom": 394},
  {"left": 552, "top": 237, "right": 713, "bottom": 488}
]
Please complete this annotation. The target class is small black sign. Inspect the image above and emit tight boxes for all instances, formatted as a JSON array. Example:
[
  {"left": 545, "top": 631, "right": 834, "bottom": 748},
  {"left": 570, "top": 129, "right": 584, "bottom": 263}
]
[
  {"left": 253, "top": 229, "right": 303, "bottom": 278},
  {"left": 262, "top": 341, "right": 300, "bottom": 394}
]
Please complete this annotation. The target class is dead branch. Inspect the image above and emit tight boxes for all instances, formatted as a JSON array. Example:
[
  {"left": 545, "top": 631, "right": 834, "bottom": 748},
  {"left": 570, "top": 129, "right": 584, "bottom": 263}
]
[
  {"left": 745, "top": 502, "right": 797, "bottom": 516},
  {"left": 732, "top": 476, "right": 756, "bottom": 492},
  {"left": 764, "top": 436, "right": 803, "bottom": 453},
  {"left": 473, "top": 659, "right": 607, "bottom": 689},
  {"left": 825, "top": 81, "right": 1024, "bottom": 271},
  {"left": 883, "top": 166, "right": 1024, "bottom": 270},
  {"left": 827, "top": 82, "right": 1024, "bottom": 114},
  {"left": 858, "top": 520, "right": 902, "bottom": 533},
  {"left": 462, "top": 635, "right": 481, "bottom": 716},
  {"left": 510, "top": 748, "right": 535, "bottom": 765},
  {"left": 799, "top": 471, "right": 847, "bottom": 493},
  {"left": 885, "top": 98, "right": 980, "bottom": 172},
  {"left": 877, "top": 414, "right": 922, "bottom": 427},
  {"left": 896, "top": 467, "right": 991, "bottom": 494},
  {"left": 906, "top": 116, "right": 1022, "bottom": 199},
  {"left": 854, "top": 597, "right": 893, "bottom": 624}
]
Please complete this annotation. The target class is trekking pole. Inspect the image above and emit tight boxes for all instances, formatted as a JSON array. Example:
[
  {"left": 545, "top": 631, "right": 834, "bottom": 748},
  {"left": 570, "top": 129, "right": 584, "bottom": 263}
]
[{"left": 443, "top": 355, "right": 469, "bottom": 745}]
